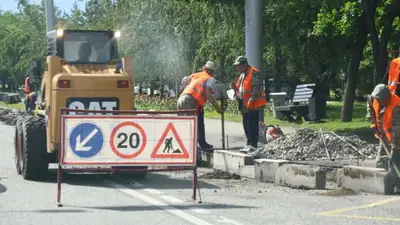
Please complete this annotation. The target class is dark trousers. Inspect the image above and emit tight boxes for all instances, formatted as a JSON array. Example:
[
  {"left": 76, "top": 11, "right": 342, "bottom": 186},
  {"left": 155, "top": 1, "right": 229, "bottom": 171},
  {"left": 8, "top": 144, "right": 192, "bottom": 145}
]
[
  {"left": 197, "top": 107, "right": 207, "bottom": 146},
  {"left": 242, "top": 110, "right": 259, "bottom": 148}
]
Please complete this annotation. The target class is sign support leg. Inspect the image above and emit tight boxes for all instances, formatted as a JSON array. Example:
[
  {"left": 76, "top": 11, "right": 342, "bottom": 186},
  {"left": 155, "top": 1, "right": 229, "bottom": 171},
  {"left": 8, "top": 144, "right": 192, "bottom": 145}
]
[
  {"left": 220, "top": 98, "right": 226, "bottom": 150},
  {"left": 57, "top": 163, "right": 63, "bottom": 207},
  {"left": 192, "top": 166, "right": 203, "bottom": 203},
  {"left": 192, "top": 166, "right": 197, "bottom": 201}
]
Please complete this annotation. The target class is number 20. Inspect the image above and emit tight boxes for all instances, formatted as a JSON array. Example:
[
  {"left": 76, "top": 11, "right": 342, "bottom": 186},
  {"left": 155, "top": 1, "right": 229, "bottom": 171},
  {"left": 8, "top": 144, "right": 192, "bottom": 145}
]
[{"left": 117, "top": 132, "right": 140, "bottom": 148}]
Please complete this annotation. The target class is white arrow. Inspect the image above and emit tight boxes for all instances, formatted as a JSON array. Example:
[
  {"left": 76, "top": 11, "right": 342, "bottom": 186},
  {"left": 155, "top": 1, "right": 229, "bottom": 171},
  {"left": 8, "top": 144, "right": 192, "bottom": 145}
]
[{"left": 75, "top": 128, "right": 99, "bottom": 151}]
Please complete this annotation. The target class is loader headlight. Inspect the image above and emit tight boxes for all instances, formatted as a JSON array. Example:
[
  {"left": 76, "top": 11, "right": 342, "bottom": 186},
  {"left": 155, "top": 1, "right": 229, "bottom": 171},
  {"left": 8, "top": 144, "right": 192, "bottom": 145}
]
[
  {"left": 56, "top": 29, "right": 64, "bottom": 37},
  {"left": 114, "top": 30, "right": 121, "bottom": 38}
]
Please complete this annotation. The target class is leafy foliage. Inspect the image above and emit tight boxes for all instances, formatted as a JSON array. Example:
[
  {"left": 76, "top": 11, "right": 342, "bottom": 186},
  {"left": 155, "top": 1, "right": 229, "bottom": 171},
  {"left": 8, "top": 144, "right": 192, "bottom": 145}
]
[{"left": 0, "top": 0, "right": 399, "bottom": 121}]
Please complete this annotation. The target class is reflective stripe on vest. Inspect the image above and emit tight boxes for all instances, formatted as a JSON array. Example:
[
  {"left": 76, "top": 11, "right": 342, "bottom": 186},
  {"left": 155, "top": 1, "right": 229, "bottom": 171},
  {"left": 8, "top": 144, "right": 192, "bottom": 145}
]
[{"left": 235, "top": 67, "right": 267, "bottom": 110}]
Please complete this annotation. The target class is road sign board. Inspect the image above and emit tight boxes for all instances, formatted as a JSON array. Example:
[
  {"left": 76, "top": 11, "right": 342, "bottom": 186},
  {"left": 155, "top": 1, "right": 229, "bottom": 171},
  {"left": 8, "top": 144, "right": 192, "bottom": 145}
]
[
  {"left": 151, "top": 123, "right": 189, "bottom": 159},
  {"left": 60, "top": 115, "right": 197, "bottom": 166},
  {"left": 110, "top": 121, "right": 147, "bottom": 159},
  {"left": 69, "top": 122, "right": 104, "bottom": 158}
]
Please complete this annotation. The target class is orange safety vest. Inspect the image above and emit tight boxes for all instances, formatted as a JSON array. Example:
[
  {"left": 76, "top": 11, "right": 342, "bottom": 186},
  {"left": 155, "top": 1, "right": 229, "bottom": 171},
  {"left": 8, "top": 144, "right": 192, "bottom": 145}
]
[
  {"left": 371, "top": 92, "right": 400, "bottom": 142},
  {"left": 387, "top": 57, "right": 400, "bottom": 93},
  {"left": 235, "top": 67, "right": 267, "bottom": 110},
  {"left": 181, "top": 71, "right": 211, "bottom": 106},
  {"left": 24, "top": 77, "right": 31, "bottom": 94},
  {"left": 191, "top": 71, "right": 214, "bottom": 95}
]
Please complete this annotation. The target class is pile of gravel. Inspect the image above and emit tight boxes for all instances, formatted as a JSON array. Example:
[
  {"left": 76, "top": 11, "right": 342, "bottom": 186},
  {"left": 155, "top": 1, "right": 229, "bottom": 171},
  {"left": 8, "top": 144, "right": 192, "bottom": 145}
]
[
  {"left": 0, "top": 107, "right": 26, "bottom": 126},
  {"left": 252, "top": 128, "right": 377, "bottom": 161}
]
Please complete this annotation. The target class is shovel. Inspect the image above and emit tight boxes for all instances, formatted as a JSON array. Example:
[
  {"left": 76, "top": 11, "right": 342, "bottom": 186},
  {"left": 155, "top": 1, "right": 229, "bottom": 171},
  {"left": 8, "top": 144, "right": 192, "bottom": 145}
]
[{"left": 377, "top": 133, "right": 400, "bottom": 180}]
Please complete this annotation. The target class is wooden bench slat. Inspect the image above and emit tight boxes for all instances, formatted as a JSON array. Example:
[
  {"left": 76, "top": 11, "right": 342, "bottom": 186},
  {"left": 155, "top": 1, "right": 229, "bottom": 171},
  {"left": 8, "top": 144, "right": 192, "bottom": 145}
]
[
  {"left": 293, "top": 93, "right": 313, "bottom": 98},
  {"left": 294, "top": 88, "right": 314, "bottom": 93},
  {"left": 296, "top": 83, "right": 316, "bottom": 88},
  {"left": 273, "top": 105, "right": 292, "bottom": 111},
  {"left": 292, "top": 99, "right": 310, "bottom": 102}
]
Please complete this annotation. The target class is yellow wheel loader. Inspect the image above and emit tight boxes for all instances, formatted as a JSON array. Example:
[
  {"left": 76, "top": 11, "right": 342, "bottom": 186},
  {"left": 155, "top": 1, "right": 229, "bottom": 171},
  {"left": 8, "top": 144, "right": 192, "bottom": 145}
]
[{"left": 13, "top": 28, "right": 145, "bottom": 181}]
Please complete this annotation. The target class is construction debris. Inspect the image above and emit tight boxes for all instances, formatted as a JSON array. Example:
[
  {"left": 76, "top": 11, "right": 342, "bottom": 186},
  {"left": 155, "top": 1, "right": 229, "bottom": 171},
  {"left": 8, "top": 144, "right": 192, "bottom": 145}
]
[
  {"left": 252, "top": 128, "right": 377, "bottom": 161},
  {"left": 0, "top": 107, "right": 26, "bottom": 126},
  {"left": 199, "top": 169, "right": 241, "bottom": 180}
]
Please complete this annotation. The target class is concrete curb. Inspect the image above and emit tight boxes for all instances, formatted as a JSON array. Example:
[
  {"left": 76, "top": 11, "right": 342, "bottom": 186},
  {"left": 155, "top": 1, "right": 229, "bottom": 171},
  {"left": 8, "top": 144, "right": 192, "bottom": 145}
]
[
  {"left": 212, "top": 150, "right": 255, "bottom": 178},
  {"left": 275, "top": 164, "right": 326, "bottom": 190},
  {"left": 254, "top": 159, "right": 288, "bottom": 183},
  {"left": 336, "top": 165, "right": 389, "bottom": 195},
  {"left": 211, "top": 151, "right": 327, "bottom": 190}
]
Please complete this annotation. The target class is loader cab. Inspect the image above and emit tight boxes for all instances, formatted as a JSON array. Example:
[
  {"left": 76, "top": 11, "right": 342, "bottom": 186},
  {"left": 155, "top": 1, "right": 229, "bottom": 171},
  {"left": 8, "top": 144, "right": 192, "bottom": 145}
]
[{"left": 46, "top": 29, "right": 121, "bottom": 64}]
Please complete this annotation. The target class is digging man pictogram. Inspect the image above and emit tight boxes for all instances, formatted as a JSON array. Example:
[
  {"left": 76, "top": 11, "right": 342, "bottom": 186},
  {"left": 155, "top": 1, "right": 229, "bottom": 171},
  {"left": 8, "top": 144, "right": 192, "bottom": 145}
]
[{"left": 162, "top": 137, "right": 182, "bottom": 153}]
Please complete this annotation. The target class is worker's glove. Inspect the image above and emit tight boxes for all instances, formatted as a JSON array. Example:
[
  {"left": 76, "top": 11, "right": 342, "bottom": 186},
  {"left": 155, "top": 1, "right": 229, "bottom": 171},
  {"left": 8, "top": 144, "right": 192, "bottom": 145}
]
[{"left": 370, "top": 126, "right": 381, "bottom": 139}]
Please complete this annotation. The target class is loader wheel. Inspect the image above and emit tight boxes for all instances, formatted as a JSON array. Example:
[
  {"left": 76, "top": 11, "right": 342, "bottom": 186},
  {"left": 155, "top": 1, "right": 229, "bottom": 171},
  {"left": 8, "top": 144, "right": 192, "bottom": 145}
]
[
  {"left": 21, "top": 116, "right": 48, "bottom": 181},
  {"left": 14, "top": 116, "right": 24, "bottom": 174}
]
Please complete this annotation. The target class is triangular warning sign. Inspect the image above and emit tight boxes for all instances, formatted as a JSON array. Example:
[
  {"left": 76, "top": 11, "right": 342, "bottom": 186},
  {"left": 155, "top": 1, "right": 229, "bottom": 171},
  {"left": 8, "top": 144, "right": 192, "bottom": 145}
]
[{"left": 151, "top": 123, "right": 189, "bottom": 159}]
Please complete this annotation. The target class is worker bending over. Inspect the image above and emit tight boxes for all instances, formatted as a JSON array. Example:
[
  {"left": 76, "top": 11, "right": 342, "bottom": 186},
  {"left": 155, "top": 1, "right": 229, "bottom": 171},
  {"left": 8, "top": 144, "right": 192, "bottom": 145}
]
[
  {"left": 368, "top": 58, "right": 400, "bottom": 168},
  {"left": 369, "top": 84, "right": 400, "bottom": 188},
  {"left": 231, "top": 56, "right": 267, "bottom": 153},
  {"left": 178, "top": 61, "right": 224, "bottom": 151}
]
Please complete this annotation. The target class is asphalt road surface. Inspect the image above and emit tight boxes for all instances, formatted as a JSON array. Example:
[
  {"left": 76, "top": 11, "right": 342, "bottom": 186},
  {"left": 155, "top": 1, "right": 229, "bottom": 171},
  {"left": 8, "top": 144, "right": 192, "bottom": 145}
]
[{"left": 1, "top": 121, "right": 400, "bottom": 225}]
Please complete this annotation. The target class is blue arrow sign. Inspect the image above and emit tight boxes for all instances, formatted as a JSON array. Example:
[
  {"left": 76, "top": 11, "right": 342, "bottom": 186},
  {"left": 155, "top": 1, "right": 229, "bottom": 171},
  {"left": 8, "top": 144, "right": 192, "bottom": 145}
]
[{"left": 69, "top": 122, "right": 104, "bottom": 158}]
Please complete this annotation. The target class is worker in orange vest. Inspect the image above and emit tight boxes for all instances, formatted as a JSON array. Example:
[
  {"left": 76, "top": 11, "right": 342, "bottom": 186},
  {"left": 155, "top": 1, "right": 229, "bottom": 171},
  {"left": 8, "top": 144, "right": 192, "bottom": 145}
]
[
  {"left": 387, "top": 57, "right": 400, "bottom": 94},
  {"left": 178, "top": 61, "right": 224, "bottom": 151},
  {"left": 23, "top": 76, "right": 37, "bottom": 112},
  {"left": 368, "top": 58, "right": 400, "bottom": 168},
  {"left": 369, "top": 84, "right": 400, "bottom": 185},
  {"left": 231, "top": 56, "right": 267, "bottom": 153}
]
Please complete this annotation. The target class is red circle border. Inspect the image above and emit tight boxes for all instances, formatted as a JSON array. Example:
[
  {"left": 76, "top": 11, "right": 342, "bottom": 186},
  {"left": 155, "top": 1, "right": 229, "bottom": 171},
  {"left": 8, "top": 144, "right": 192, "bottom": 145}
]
[{"left": 110, "top": 121, "right": 147, "bottom": 159}]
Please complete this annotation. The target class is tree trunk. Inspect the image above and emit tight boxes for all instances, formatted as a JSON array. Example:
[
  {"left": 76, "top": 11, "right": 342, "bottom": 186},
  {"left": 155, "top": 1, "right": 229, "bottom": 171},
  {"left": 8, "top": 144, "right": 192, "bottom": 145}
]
[
  {"left": 160, "top": 67, "right": 164, "bottom": 99},
  {"left": 341, "top": 13, "right": 368, "bottom": 122},
  {"left": 363, "top": 0, "right": 399, "bottom": 82},
  {"left": 274, "top": 46, "right": 282, "bottom": 92}
]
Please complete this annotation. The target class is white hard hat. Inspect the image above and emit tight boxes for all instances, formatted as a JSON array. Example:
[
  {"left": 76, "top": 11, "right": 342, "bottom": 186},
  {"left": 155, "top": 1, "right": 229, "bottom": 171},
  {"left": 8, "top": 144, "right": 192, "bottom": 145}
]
[{"left": 203, "top": 61, "right": 217, "bottom": 71}]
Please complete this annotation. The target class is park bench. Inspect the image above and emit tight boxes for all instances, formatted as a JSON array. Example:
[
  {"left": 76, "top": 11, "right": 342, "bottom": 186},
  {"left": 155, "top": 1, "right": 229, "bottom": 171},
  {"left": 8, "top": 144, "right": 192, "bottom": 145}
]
[
  {"left": 6, "top": 93, "right": 21, "bottom": 104},
  {"left": 271, "top": 83, "right": 320, "bottom": 122}
]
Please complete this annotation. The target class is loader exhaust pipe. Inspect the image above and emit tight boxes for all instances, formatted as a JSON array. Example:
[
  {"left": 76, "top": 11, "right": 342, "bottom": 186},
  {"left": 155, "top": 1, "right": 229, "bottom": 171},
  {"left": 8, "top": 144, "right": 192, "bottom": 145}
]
[{"left": 44, "top": 0, "right": 56, "bottom": 32}]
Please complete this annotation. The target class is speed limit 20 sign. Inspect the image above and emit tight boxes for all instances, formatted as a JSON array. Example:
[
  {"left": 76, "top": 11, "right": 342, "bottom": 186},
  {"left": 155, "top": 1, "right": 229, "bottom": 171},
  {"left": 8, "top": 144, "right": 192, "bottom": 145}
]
[{"left": 110, "top": 121, "right": 147, "bottom": 159}]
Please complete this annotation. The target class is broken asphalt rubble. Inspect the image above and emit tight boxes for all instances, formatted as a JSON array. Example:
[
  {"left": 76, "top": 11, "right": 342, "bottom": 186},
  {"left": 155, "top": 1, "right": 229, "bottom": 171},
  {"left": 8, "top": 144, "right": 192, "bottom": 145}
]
[
  {"left": 252, "top": 128, "right": 377, "bottom": 161},
  {"left": 0, "top": 107, "right": 26, "bottom": 126}
]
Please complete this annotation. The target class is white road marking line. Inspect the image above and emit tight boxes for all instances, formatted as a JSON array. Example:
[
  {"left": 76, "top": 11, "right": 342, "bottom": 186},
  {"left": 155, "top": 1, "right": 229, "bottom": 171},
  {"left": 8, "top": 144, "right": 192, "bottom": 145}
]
[
  {"left": 161, "top": 195, "right": 185, "bottom": 204},
  {"left": 142, "top": 188, "right": 164, "bottom": 195},
  {"left": 128, "top": 180, "right": 242, "bottom": 224},
  {"left": 161, "top": 195, "right": 211, "bottom": 214},
  {"left": 105, "top": 180, "right": 214, "bottom": 225},
  {"left": 191, "top": 208, "right": 210, "bottom": 214},
  {"left": 215, "top": 216, "right": 245, "bottom": 225}
]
